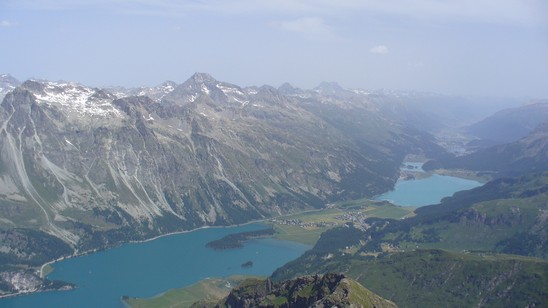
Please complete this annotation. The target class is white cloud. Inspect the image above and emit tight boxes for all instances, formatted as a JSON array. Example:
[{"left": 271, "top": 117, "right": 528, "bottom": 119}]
[
  {"left": 370, "top": 45, "right": 389, "bottom": 55},
  {"left": 274, "top": 17, "right": 336, "bottom": 40},
  {"left": 141, "top": 0, "right": 547, "bottom": 27},
  {"left": 11, "top": 0, "right": 547, "bottom": 27},
  {"left": 0, "top": 20, "right": 15, "bottom": 27}
]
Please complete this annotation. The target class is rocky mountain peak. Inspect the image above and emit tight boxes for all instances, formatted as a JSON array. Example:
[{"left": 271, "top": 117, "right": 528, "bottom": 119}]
[
  {"left": 315, "top": 81, "right": 344, "bottom": 92},
  {"left": 0, "top": 74, "right": 20, "bottom": 87},
  {"left": 0, "top": 73, "right": 446, "bottom": 292},
  {"left": 165, "top": 73, "right": 247, "bottom": 106},
  {"left": 165, "top": 73, "right": 216, "bottom": 103},
  {"left": 189, "top": 72, "right": 218, "bottom": 85},
  {"left": 210, "top": 273, "right": 397, "bottom": 308},
  {"left": 314, "top": 81, "right": 354, "bottom": 99},
  {"left": 20, "top": 79, "right": 47, "bottom": 93},
  {"left": 106, "top": 80, "right": 178, "bottom": 102},
  {"left": 0, "top": 87, "right": 36, "bottom": 114},
  {"left": 0, "top": 74, "right": 20, "bottom": 100},
  {"left": 161, "top": 80, "right": 177, "bottom": 89},
  {"left": 253, "top": 85, "right": 287, "bottom": 105},
  {"left": 17, "top": 79, "right": 122, "bottom": 119},
  {"left": 278, "top": 82, "right": 295, "bottom": 91},
  {"left": 277, "top": 82, "right": 304, "bottom": 96}
]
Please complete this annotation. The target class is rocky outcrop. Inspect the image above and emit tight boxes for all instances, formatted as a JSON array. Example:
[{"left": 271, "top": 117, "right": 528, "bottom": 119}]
[
  {"left": 210, "top": 273, "right": 397, "bottom": 308},
  {"left": 0, "top": 270, "right": 74, "bottom": 297},
  {"left": 0, "top": 73, "right": 436, "bottom": 251}
]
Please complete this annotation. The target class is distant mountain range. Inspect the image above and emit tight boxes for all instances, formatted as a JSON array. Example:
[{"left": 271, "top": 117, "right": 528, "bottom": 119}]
[
  {"left": 425, "top": 122, "right": 548, "bottom": 177},
  {"left": 273, "top": 171, "right": 548, "bottom": 306},
  {"left": 0, "top": 73, "right": 451, "bottom": 291},
  {"left": 465, "top": 100, "right": 548, "bottom": 146},
  {"left": 0, "top": 74, "right": 20, "bottom": 100},
  {"left": 271, "top": 111, "right": 548, "bottom": 307},
  {"left": 0, "top": 72, "right": 543, "bottom": 300}
]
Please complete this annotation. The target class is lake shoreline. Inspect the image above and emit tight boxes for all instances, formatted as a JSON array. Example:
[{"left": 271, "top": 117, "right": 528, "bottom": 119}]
[
  {"left": 26, "top": 209, "right": 325, "bottom": 299},
  {"left": 2, "top": 218, "right": 300, "bottom": 301},
  {"left": 375, "top": 173, "right": 483, "bottom": 207},
  {"left": 373, "top": 161, "right": 484, "bottom": 207},
  {"left": 7, "top": 223, "right": 310, "bottom": 307},
  {"left": 8, "top": 161, "right": 482, "bottom": 301},
  {"left": 39, "top": 163, "right": 481, "bottom": 282},
  {"left": 38, "top": 218, "right": 273, "bottom": 279}
]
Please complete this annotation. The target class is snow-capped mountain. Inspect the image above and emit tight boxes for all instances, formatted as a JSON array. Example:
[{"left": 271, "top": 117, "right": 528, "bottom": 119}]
[
  {"left": 0, "top": 74, "right": 20, "bottom": 100},
  {"left": 1, "top": 73, "right": 443, "bottom": 250},
  {"left": 107, "top": 80, "right": 177, "bottom": 102},
  {"left": 22, "top": 80, "right": 122, "bottom": 120}
]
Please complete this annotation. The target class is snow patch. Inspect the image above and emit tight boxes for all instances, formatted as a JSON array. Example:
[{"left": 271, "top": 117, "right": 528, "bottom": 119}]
[
  {"left": 352, "top": 89, "right": 371, "bottom": 95},
  {"left": 232, "top": 96, "right": 248, "bottom": 106},
  {"left": 201, "top": 84, "right": 210, "bottom": 95},
  {"left": 217, "top": 84, "right": 244, "bottom": 96},
  {"left": 65, "top": 138, "right": 74, "bottom": 147},
  {"left": 32, "top": 81, "right": 122, "bottom": 118}
]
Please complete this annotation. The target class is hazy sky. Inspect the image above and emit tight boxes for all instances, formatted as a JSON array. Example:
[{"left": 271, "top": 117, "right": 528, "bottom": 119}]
[{"left": 1, "top": 0, "right": 547, "bottom": 97}]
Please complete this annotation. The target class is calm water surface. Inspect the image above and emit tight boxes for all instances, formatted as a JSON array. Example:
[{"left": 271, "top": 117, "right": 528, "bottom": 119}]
[
  {"left": 1, "top": 165, "right": 483, "bottom": 307},
  {"left": 376, "top": 173, "right": 482, "bottom": 206},
  {"left": 1, "top": 224, "right": 309, "bottom": 308}
]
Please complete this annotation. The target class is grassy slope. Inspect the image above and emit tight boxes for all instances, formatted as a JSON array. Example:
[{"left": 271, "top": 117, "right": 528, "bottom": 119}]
[
  {"left": 126, "top": 201, "right": 412, "bottom": 307},
  {"left": 271, "top": 172, "right": 548, "bottom": 307},
  {"left": 125, "top": 276, "right": 255, "bottom": 308},
  {"left": 278, "top": 249, "right": 547, "bottom": 307},
  {"left": 396, "top": 194, "right": 546, "bottom": 253},
  {"left": 270, "top": 201, "right": 413, "bottom": 245},
  {"left": 346, "top": 279, "right": 398, "bottom": 308},
  {"left": 349, "top": 251, "right": 547, "bottom": 307},
  {"left": 215, "top": 274, "right": 397, "bottom": 308},
  {"left": 356, "top": 172, "right": 548, "bottom": 258}
]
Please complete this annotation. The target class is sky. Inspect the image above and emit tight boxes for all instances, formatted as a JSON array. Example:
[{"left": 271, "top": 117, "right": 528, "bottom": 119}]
[{"left": 1, "top": 0, "right": 547, "bottom": 98}]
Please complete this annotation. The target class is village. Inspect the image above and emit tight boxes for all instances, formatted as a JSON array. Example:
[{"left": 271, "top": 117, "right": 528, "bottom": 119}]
[{"left": 270, "top": 210, "right": 371, "bottom": 231}]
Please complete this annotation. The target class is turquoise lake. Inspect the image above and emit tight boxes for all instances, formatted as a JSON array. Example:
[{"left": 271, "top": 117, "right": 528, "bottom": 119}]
[
  {"left": 1, "top": 166, "right": 484, "bottom": 307},
  {"left": 0, "top": 224, "right": 309, "bottom": 308},
  {"left": 375, "top": 174, "right": 482, "bottom": 206}
]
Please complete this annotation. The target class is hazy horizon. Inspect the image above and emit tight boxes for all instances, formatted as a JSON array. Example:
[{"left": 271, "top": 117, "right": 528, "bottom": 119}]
[{"left": 1, "top": 0, "right": 547, "bottom": 98}]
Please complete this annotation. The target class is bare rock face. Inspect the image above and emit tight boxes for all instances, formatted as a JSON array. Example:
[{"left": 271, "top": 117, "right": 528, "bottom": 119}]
[
  {"left": 0, "top": 73, "right": 438, "bottom": 251},
  {"left": 0, "top": 74, "right": 20, "bottom": 101},
  {"left": 212, "top": 273, "right": 397, "bottom": 308}
]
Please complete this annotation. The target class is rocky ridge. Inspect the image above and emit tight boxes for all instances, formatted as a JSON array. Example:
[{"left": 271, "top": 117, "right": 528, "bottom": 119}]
[
  {"left": 0, "top": 74, "right": 20, "bottom": 101},
  {"left": 424, "top": 122, "right": 548, "bottom": 176},
  {"left": 465, "top": 100, "right": 548, "bottom": 145},
  {"left": 200, "top": 273, "right": 397, "bottom": 308},
  {"left": 0, "top": 73, "right": 442, "bottom": 251}
]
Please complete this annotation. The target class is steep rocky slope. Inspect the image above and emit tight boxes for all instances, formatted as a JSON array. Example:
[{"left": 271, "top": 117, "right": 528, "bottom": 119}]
[
  {"left": 0, "top": 74, "right": 20, "bottom": 101},
  {"left": 424, "top": 122, "right": 548, "bottom": 177},
  {"left": 272, "top": 171, "right": 548, "bottom": 306},
  {"left": 200, "top": 273, "right": 397, "bottom": 308},
  {"left": 0, "top": 73, "right": 441, "bottom": 252},
  {"left": 465, "top": 101, "right": 548, "bottom": 145}
]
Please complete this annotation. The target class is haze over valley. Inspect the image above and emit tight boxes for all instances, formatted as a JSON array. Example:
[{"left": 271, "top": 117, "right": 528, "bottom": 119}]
[{"left": 1, "top": 1, "right": 547, "bottom": 307}]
